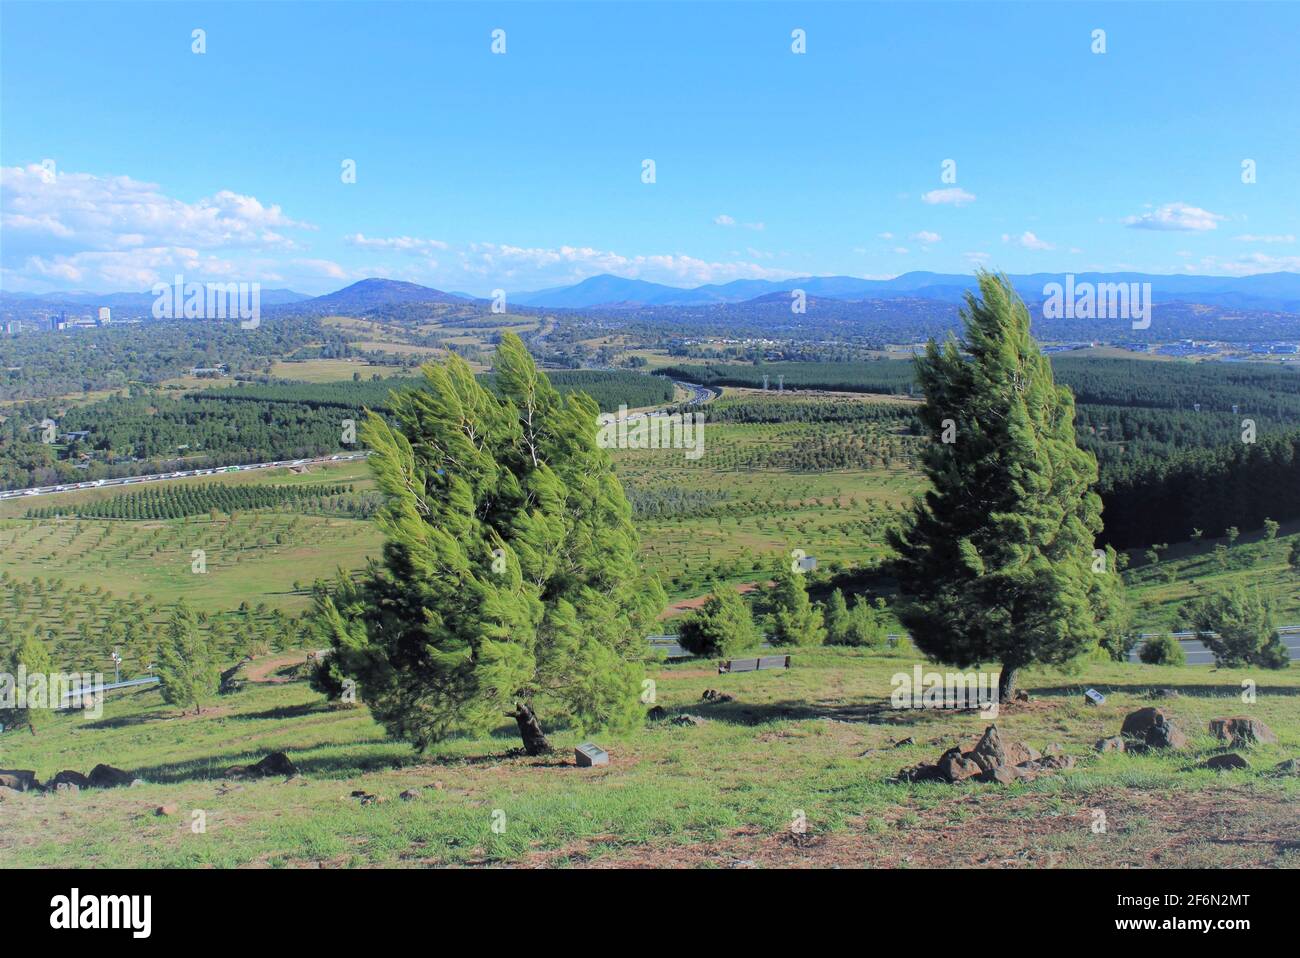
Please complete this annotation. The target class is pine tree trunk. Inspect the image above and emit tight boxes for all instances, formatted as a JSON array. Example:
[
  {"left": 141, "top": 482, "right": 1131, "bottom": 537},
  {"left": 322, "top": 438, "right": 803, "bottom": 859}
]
[
  {"left": 509, "top": 703, "right": 552, "bottom": 755},
  {"left": 997, "top": 664, "right": 1019, "bottom": 702}
]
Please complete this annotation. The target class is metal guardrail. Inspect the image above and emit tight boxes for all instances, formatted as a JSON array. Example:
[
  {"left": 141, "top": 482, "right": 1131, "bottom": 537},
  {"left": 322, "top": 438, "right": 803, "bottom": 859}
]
[
  {"left": 58, "top": 675, "right": 160, "bottom": 704},
  {"left": 651, "top": 626, "right": 1300, "bottom": 664}
]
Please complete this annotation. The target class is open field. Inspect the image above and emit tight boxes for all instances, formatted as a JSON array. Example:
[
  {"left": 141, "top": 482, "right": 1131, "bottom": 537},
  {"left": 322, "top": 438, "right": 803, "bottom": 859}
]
[
  {"left": 1, "top": 645, "right": 1296, "bottom": 868},
  {"left": 267, "top": 359, "right": 412, "bottom": 382},
  {"left": 616, "top": 389, "right": 922, "bottom": 596}
]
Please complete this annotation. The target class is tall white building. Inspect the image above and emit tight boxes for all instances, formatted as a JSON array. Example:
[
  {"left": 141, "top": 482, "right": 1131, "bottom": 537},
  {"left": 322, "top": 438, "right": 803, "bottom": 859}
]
[{"left": 98, "top": 306, "right": 111, "bottom": 325}]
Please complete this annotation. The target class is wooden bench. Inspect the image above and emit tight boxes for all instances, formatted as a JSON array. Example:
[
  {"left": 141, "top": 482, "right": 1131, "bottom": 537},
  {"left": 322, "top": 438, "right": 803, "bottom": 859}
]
[{"left": 718, "top": 655, "right": 791, "bottom": 674}]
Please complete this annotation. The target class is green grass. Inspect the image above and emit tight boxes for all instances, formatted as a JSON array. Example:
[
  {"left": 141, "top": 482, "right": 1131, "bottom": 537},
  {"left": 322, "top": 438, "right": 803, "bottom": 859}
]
[
  {"left": 1123, "top": 525, "right": 1300, "bottom": 629},
  {"left": 2, "top": 646, "right": 1296, "bottom": 868}
]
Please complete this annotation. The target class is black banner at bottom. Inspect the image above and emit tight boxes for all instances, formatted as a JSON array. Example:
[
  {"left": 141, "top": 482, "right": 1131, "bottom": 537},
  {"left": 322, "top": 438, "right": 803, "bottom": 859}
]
[{"left": 7, "top": 867, "right": 1282, "bottom": 944}]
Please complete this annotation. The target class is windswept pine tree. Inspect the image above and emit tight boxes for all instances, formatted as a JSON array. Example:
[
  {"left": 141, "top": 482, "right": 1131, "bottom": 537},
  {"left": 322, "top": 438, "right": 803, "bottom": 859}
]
[
  {"left": 1, "top": 630, "right": 53, "bottom": 735},
  {"left": 156, "top": 602, "right": 218, "bottom": 716},
  {"left": 887, "top": 272, "right": 1125, "bottom": 698},
  {"left": 311, "top": 333, "right": 664, "bottom": 753},
  {"left": 767, "top": 567, "right": 826, "bottom": 647}
]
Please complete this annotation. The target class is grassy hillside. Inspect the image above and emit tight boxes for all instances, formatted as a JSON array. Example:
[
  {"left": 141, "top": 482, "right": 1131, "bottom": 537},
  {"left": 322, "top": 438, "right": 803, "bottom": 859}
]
[
  {"left": 1123, "top": 525, "right": 1300, "bottom": 629},
  {"left": 0, "top": 645, "right": 1295, "bottom": 868}
]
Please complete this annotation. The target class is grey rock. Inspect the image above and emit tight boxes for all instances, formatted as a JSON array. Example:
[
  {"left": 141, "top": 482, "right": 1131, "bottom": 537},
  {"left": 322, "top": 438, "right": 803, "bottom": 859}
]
[
  {"left": 1208, "top": 718, "right": 1277, "bottom": 748},
  {"left": 1199, "top": 753, "right": 1251, "bottom": 771},
  {"left": 87, "top": 764, "right": 133, "bottom": 788}
]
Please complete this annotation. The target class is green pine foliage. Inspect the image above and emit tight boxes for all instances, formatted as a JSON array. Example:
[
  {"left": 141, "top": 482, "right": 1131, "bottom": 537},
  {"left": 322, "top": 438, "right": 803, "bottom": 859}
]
[
  {"left": 1184, "top": 584, "right": 1288, "bottom": 669},
  {"left": 1138, "top": 633, "right": 1187, "bottom": 666},
  {"left": 156, "top": 602, "right": 219, "bottom": 715},
  {"left": 0, "top": 630, "right": 54, "bottom": 734},
  {"left": 677, "top": 586, "right": 761, "bottom": 657},
  {"left": 825, "top": 589, "right": 887, "bottom": 647},
  {"left": 767, "top": 568, "right": 826, "bottom": 647},
  {"left": 887, "top": 272, "right": 1124, "bottom": 695},
  {"left": 825, "top": 589, "right": 850, "bottom": 642},
  {"left": 310, "top": 333, "right": 664, "bottom": 751}
]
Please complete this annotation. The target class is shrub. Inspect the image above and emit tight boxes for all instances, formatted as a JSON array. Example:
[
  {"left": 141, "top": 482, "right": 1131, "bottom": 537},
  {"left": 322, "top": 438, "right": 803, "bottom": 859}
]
[
  {"left": 677, "top": 587, "right": 760, "bottom": 658},
  {"left": 1138, "top": 634, "right": 1186, "bottom": 666}
]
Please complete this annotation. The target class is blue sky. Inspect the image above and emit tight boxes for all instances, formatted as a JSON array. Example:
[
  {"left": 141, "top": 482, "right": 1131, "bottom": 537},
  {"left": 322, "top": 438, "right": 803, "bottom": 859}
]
[{"left": 2, "top": 1, "right": 1298, "bottom": 295}]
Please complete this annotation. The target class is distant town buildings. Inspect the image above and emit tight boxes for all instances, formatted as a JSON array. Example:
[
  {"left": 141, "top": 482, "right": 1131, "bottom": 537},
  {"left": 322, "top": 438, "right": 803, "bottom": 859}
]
[{"left": 190, "top": 364, "right": 229, "bottom": 377}]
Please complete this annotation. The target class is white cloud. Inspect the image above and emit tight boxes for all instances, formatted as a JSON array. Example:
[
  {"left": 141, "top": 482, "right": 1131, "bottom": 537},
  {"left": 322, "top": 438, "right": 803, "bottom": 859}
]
[
  {"left": 963, "top": 251, "right": 991, "bottom": 263},
  {"left": 455, "top": 242, "right": 796, "bottom": 287},
  {"left": 714, "top": 213, "right": 764, "bottom": 231},
  {"left": 920, "top": 187, "right": 976, "bottom": 206},
  {"left": 21, "top": 247, "right": 240, "bottom": 290},
  {"left": 892, "top": 247, "right": 910, "bottom": 255},
  {"left": 1124, "top": 202, "right": 1223, "bottom": 231},
  {"left": 1001, "top": 230, "right": 1055, "bottom": 251},
  {"left": 0, "top": 163, "right": 318, "bottom": 290},
  {"left": 877, "top": 232, "right": 894, "bottom": 240},
  {"left": 911, "top": 230, "right": 942, "bottom": 244},
  {"left": 344, "top": 233, "right": 448, "bottom": 254},
  {"left": 293, "top": 258, "right": 348, "bottom": 279},
  {"left": 0, "top": 163, "right": 314, "bottom": 251},
  {"left": 1233, "top": 233, "right": 1295, "bottom": 244}
]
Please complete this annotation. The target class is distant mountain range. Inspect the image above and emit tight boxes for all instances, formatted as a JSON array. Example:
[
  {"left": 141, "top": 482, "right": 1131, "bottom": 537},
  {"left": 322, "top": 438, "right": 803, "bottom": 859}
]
[
  {"left": 7, "top": 271, "right": 1300, "bottom": 317},
  {"left": 510, "top": 271, "right": 1300, "bottom": 313}
]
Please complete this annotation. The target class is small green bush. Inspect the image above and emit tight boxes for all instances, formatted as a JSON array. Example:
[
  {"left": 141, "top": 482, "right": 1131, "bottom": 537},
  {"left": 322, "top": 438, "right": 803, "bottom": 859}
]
[{"left": 1138, "top": 634, "right": 1187, "bottom": 666}]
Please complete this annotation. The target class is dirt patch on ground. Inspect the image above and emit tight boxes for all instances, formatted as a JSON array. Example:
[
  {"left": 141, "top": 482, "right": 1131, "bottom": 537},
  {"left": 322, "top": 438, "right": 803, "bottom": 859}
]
[
  {"left": 519, "top": 786, "right": 1300, "bottom": 869},
  {"left": 662, "top": 582, "right": 768, "bottom": 618},
  {"left": 245, "top": 653, "right": 312, "bottom": 684}
]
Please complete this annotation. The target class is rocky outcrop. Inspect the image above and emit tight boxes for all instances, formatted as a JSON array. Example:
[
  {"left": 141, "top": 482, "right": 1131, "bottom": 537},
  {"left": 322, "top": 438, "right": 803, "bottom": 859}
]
[
  {"left": 937, "top": 747, "right": 982, "bottom": 782},
  {"left": 0, "top": 769, "right": 39, "bottom": 792},
  {"left": 1198, "top": 753, "right": 1251, "bottom": 771},
  {"left": 224, "top": 751, "right": 298, "bottom": 779},
  {"left": 1116, "top": 707, "right": 1187, "bottom": 751},
  {"left": 1208, "top": 718, "right": 1277, "bottom": 748},
  {"left": 87, "top": 764, "right": 134, "bottom": 788},
  {"left": 48, "top": 770, "right": 91, "bottom": 790},
  {"left": 897, "top": 726, "right": 1073, "bottom": 785}
]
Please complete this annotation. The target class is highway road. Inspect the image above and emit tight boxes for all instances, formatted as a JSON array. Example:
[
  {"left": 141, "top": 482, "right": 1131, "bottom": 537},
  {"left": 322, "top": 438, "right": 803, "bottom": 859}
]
[
  {"left": 0, "top": 452, "right": 371, "bottom": 502},
  {"left": 1124, "top": 627, "right": 1300, "bottom": 665},
  {"left": 0, "top": 381, "right": 711, "bottom": 503}
]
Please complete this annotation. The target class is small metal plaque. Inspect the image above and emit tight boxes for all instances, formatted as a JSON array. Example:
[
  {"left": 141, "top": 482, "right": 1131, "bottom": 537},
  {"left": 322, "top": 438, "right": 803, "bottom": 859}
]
[{"left": 575, "top": 743, "right": 609, "bottom": 767}]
